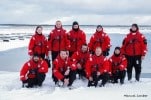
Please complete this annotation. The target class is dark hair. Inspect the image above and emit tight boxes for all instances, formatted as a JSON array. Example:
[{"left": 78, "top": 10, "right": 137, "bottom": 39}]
[
  {"left": 97, "top": 25, "right": 102, "bottom": 28},
  {"left": 36, "top": 25, "right": 43, "bottom": 31},
  {"left": 114, "top": 46, "right": 121, "bottom": 50},
  {"left": 82, "top": 43, "right": 88, "bottom": 46},
  {"left": 130, "top": 23, "right": 139, "bottom": 32}
]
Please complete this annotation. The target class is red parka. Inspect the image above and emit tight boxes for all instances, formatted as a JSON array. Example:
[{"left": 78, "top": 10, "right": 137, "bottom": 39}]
[
  {"left": 85, "top": 55, "right": 110, "bottom": 78},
  {"left": 68, "top": 29, "right": 86, "bottom": 52},
  {"left": 71, "top": 50, "right": 91, "bottom": 68},
  {"left": 48, "top": 27, "right": 70, "bottom": 51},
  {"left": 121, "top": 31, "right": 147, "bottom": 56},
  {"left": 28, "top": 33, "right": 48, "bottom": 56},
  {"left": 88, "top": 30, "right": 111, "bottom": 52},
  {"left": 53, "top": 56, "right": 76, "bottom": 80},
  {"left": 109, "top": 55, "right": 127, "bottom": 74},
  {"left": 20, "top": 59, "right": 48, "bottom": 81}
]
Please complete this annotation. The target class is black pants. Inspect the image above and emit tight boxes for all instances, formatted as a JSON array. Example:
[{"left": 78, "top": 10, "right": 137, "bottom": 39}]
[
  {"left": 88, "top": 72, "right": 109, "bottom": 87},
  {"left": 76, "top": 68, "right": 86, "bottom": 79},
  {"left": 112, "top": 70, "right": 126, "bottom": 84},
  {"left": 24, "top": 73, "right": 46, "bottom": 88},
  {"left": 126, "top": 55, "right": 142, "bottom": 81},
  {"left": 51, "top": 51, "right": 60, "bottom": 61},
  {"left": 53, "top": 70, "right": 76, "bottom": 86}
]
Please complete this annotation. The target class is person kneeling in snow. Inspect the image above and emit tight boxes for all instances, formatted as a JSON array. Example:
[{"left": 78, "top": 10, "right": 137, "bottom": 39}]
[
  {"left": 109, "top": 47, "right": 127, "bottom": 84},
  {"left": 20, "top": 54, "right": 48, "bottom": 88},
  {"left": 86, "top": 47, "right": 110, "bottom": 87},
  {"left": 53, "top": 50, "right": 77, "bottom": 87},
  {"left": 71, "top": 44, "right": 91, "bottom": 79}
]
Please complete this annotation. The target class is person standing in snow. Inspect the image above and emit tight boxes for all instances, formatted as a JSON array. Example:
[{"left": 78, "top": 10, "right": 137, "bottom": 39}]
[
  {"left": 88, "top": 25, "right": 111, "bottom": 56},
  {"left": 20, "top": 54, "right": 48, "bottom": 88},
  {"left": 28, "top": 26, "right": 48, "bottom": 59},
  {"left": 121, "top": 24, "right": 147, "bottom": 82},
  {"left": 52, "top": 50, "right": 77, "bottom": 87},
  {"left": 109, "top": 47, "right": 127, "bottom": 84},
  {"left": 71, "top": 44, "right": 91, "bottom": 79},
  {"left": 47, "top": 20, "right": 70, "bottom": 61},
  {"left": 85, "top": 47, "right": 110, "bottom": 87},
  {"left": 67, "top": 21, "right": 86, "bottom": 57}
]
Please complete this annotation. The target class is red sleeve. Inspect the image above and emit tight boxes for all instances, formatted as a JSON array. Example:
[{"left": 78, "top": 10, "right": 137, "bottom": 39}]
[
  {"left": 121, "top": 36, "right": 128, "bottom": 55},
  {"left": 28, "top": 36, "right": 35, "bottom": 56},
  {"left": 104, "top": 34, "right": 111, "bottom": 50},
  {"left": 141, "top": 34, "right": 147, "bottom": 56},
  {"left": 65, "top": 32, "right": 71, "bottom": 50},
  {"left": 88, "top": 35, "right": 95, "bottom": 51},
  {"left": 53, "top": 59, "right": 64, "bottom": 80},
  {"left": 99, "top": 58, "right": 110, "bottom": 74},
  {"left": 38, "top": 60, "right": 48, "bottom": 73},
  {"left": 20, "top": 63, "right": 29, "bottom": 81},
  {"left": 71, "top": 52, "right": 79, "bottom": 63},
  {"left": 119, "top": 56, "right": 127, "bottom": 71},
  {"left": 79, "top": 31, "right": 86, "bottom": 46},
  {"left": 85, "top": 58, "right": 92, "bottom": 78},
  {"left": 108, "top": 58, "right": 112, "bottom": 74},
  {"left": 69, "top": 60, "right": 77, "bottom": 71}
]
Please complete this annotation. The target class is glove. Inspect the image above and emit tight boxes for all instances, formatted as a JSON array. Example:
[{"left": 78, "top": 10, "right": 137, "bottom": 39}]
[{"left": 103, "top": 48, "right": 110, "bottom": 56}]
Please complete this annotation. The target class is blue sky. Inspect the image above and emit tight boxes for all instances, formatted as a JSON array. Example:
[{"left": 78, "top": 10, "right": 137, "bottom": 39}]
[{"left": 0, "top": 0, "right": 151, "bottom": 25}]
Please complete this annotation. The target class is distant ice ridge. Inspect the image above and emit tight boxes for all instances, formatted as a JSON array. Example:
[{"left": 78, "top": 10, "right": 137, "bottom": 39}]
[{"left": 0, "top": 25, "right": 151, "bottom": 35}]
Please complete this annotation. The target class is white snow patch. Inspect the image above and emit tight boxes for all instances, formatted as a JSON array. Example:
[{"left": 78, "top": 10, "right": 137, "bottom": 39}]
[{"left": 0, "top": 71, "right": 150, "bottom": 100}]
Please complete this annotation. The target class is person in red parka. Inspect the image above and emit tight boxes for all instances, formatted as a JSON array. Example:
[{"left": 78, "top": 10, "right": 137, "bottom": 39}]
[
  {"left": 53, "top": 50, "right": 77, "bottom": 87},
  {"left": 71, "top": 44, "right": 91, "bottom": 79},
  {"left": 86, "top": 46, "right": 110, "bottom": 87},
  {"left": 68, "top": 21, "right": 86, "bottom": 57},
  {"left": 88, "top": 25, "right": 111, "bottom": 56},
  {"left": 109, "top": 47, "right": 127, "bottom": 84},
  {"left": 121, "top": 24, "right": 147, "bottom": 82},
  {"left": 28, "top": 26, "right": 48, "bottom": 59},
  {"left": 47, "top": 21, "right": 70, "bottom": 61},
  {"left": 20, "top": 54, "right": 48, "bottom": 88}
]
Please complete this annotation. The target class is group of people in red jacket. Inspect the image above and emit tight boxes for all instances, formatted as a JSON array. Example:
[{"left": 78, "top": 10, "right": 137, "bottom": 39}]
[{"left": 20, "top": 21, "right": 147, "bottom": 88}]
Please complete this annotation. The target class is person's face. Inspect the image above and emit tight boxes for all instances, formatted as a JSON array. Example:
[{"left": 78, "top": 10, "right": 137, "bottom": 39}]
[
  {"left": 60, "top": 51, "right": 67, "bottom": 59},
  {"left": 81, "top": 45, "right": 88, "bottom": 53},
  {"left": 131, "top": 26, "right": 137, "bottom": 32},
  {"left": 114, "top": 49, "right": 120, "bottom": 55},
  {"left": 96, "top": 27, "right": 103, "bottom": 32},
  {"left": 36, "top": 28, "right": 43, "bottom": 34},
  {"left": 95, "top": 47, "right": 102, "bottom": 56},
  {"left": 56, "top": 21, "right": 62, "bottom": 29},
  {"left": 73, "top": 25, "right": 79, "bottom": 29},
  {"left": 33, "top": 56, "right": 39, "bottom": 62}
]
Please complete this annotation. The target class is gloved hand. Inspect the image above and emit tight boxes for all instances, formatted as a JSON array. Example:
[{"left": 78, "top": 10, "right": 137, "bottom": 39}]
[{"left": 103, "top": 48, "right": 110, "bottom": 56}]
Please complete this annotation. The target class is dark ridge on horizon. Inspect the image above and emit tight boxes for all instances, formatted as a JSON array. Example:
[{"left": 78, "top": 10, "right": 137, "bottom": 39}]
[{"left": 0, "top": 24, "right": 151, "bottom": 27}]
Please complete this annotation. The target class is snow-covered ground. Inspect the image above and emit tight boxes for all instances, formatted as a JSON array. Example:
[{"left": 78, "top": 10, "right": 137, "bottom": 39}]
[
  {"left": 0, "top": 71, "right": 150, "bottom": 100},
  {"left": 0, "top": 26, "right": 151, "bottom": 100}
]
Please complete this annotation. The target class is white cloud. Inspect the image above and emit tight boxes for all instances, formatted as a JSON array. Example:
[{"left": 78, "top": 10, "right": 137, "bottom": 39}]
[{"left": 0, "top": 0, "right": 151, "bottom": 25}]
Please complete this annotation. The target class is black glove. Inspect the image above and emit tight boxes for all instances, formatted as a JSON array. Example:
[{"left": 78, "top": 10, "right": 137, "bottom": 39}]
[
  {"left": 45, "top": 58, "right": 51, "bottom": 68},
  {"left": 103, "top": 48, "right": 110, "bottom": 56},
  {"left": 22, "top": 80, "right": 27, "bottom": 88}
]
